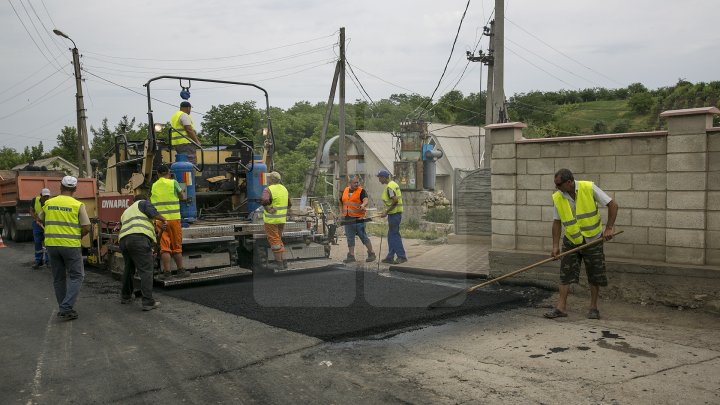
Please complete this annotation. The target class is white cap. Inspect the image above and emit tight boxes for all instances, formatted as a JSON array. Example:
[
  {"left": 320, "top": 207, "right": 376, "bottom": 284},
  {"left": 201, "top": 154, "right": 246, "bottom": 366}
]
[
  {"left": 41, "top": 188, "right": 51, "bottom": 196},
  {"left": 61, "top": 176, "right": 78, "bottom": 188}
]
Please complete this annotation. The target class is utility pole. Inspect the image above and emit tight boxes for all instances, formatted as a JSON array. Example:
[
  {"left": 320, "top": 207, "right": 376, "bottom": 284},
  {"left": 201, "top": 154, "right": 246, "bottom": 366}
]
[
  {"left": 54, "top": 29, "right": 91, "bottom": 178},
  {"left": 467, "top": 22, "right": 494, "bottom": 168},
  {"left": 338, "top": 27, "right": 347, "bottom": 186},
  {"left": 492, "top": 0, "right": 505, "bottom": 124}
]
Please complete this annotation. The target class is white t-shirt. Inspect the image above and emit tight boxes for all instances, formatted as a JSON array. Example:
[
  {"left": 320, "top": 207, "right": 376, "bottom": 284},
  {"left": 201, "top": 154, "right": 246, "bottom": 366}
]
[
  {"left": 179, "top": 112, "right": 193, "bottom": 127},
  {"left": 552, "top": 181, "right": 612, "bottom": 221}
]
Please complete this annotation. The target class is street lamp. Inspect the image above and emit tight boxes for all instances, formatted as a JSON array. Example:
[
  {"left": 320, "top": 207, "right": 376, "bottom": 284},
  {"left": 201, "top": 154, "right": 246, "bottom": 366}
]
[{"left": 53, "top": 28, "right": 91, "bottom": 178}]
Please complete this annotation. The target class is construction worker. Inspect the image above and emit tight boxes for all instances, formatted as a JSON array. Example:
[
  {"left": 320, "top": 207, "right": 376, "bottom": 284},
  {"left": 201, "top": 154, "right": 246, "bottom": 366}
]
[
  {"left": 545, "top": 168, "right": 619, "bottom": 320},
  {"left": 150, "top": 165, "right": 189, "bottom": 280},
  {"left": 261, "top": 171, "right": 290, "bottom": 270},
  {"left": 40, "top": 176, "right": 91, "bottom": 321},
  {"left": 376, "top": 169, "right": 407, "bottom": 264},
  {"left": 30, "top": 188, "right": 51, "bottom": 269},
  {"left": 170, "top": 101, "right": 200, "bottom": 164},
  {"left": 339, "top": 175, "right": 376, "bottom": 263},
  {"left": 119, "top": 194, "right": 167, "bottom": 311}
]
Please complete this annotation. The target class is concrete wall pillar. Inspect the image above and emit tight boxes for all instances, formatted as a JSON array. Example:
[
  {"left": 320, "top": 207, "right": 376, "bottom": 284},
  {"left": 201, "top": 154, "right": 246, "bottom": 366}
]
[
  {"left": 660, "top": 107, "right": 719, "bottom": 265},
  {"left": 486, "top": 122, "right": 526, "bottom": 253}
]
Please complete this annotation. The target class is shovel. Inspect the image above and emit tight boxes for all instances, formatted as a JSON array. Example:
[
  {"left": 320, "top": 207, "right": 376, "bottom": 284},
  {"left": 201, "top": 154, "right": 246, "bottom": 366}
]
[{"left": 427, "top": 231, "right": 623, "bottom": 309}]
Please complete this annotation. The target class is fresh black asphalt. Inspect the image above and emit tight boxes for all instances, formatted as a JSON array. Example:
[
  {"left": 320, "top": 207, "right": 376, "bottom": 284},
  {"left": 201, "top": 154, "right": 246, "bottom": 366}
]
[{"left": 164, "top": 267, "right": 548, "bottom": 340}]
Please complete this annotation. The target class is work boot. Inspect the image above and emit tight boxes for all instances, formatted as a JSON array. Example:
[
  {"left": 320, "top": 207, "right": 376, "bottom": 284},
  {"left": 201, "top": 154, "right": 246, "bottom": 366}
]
[
  {"left": 142, "top": 301, "right": 161, "bottom": 311},
  {"left": 381, "top": 257, "right": 394, "bottom": 264},
  {"left": 120, "top": 296, "right": 133, "bottom": 304},
  {"left": 343, "top": 254, "right": 356, "bottom": 264},
  {"left": 32, "top": 263, "right": 41, "bottom": 270},
  {"left": 157, "top": 272, "right": 172, "bottom": 281},
  {"left": 395, "top": 257, "right": 408, "bottom": 264},
  {"left": 365, "top": 252, "right": 377, "bottom": 262},
  {"left": 173, "top": 269, "right": 191, "bottom": 278}
]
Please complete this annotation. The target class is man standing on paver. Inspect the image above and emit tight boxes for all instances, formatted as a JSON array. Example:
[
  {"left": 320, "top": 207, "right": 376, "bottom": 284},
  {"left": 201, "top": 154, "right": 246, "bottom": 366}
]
[
  {"left": 339, "top": 175, "right": 376, "bottom": 263},
  {"left": 376, "top": 169, "right": 407, "bottom": 264},
  {"left": 151, "top": 164, "right": 189, "bottom": 280},
  {"left": 545, "top": 168, "right": 618, "bottom": 320},
  {"left": 262, "top": 171, "right": 290, "bottom": 270},
  {"left": 41, "top": 176, "right": 91, "bottom": 321},
  {"left": 119, "top": 194, "right": 167, "bottom": 311}
]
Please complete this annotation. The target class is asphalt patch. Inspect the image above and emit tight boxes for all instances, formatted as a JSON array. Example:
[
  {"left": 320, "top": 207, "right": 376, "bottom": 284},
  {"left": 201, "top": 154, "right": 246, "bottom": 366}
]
[{"left": 163, "top": 267, "right": 546, "bottom": 341}]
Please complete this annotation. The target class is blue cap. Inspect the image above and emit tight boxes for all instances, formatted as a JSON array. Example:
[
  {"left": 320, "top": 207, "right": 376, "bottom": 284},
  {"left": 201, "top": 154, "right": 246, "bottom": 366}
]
[{"left": 376, "top": 169, "right": 391, "bottom": 178}]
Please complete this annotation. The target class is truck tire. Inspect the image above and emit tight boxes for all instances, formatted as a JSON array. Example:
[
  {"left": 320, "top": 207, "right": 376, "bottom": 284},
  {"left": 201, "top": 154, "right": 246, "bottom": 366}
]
[
  {"left": 16, "top": 230, "right": 33, "bottom": 242},
  {"left": 1, "top": 213, "right": 8, "bottom": 239},
  {"left": 8, "top": 216, "right": 18, "bottom": 242}
]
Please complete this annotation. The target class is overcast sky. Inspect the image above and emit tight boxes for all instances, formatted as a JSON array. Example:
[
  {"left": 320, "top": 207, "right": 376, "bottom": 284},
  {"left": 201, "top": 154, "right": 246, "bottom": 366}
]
[{"left": 1, "top": 0, "right": 718, "bottom": 152}]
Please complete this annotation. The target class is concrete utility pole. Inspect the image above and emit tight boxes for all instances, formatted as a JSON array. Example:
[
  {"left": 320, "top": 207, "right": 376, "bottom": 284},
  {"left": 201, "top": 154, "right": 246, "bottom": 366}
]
[
  {"left": 492, "top": 0, "right": 505, "bottom": 124},
  {"left": 467, "top": 21, "right": 494, "bottom": 168},
  {"left": 338, "top": 27, "right": 347, "bottom": 185},
  {"left": 54, "top": 29, "right": 91, "bottom": 178}
]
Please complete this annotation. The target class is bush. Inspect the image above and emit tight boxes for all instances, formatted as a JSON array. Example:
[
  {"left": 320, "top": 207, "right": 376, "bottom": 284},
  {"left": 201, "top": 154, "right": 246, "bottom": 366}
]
[{"left": 424, "top": 207, "right": 453, "bottom": 223}]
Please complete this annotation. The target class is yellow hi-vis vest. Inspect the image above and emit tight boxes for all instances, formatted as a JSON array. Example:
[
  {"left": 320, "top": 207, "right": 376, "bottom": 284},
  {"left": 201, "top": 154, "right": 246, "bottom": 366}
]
[
  {"left": 43, "top": 195, "right": 83, "bottom": 248},
  {"left": 119, "top": 201, "right": 157, "bottom": 242},
  {"left": 381, "top": 180, "right": 403, "bottom": 214},
  {"left": 170, "top": 110, "right": 194, "bottom": 146},
  {"left": 552, "top": 180, "right": 602, "bottom": 245},
  {"left": 150, "top": 177, "right": 181, "bottom": 220},
  {"left": 33, "top": 196, "right": 44, "bottom": 216},
  {"left": 264, "top": 184, "right": 288, "bottom": 224},
  {"left": 341, "top": 187, "right": 365, "bottom": 218}
]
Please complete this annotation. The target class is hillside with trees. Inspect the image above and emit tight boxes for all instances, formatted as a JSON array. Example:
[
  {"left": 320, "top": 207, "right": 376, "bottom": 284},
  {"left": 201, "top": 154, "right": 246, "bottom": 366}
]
[{"left": 2, "top": 79, "right": 719, "bottom": 195}]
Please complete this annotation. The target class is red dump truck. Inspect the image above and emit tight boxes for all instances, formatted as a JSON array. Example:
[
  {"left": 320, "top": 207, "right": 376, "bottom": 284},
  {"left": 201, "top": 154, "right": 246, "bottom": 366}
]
[{"left": 0, "top": 171, "right": 97, "bottom": 242}]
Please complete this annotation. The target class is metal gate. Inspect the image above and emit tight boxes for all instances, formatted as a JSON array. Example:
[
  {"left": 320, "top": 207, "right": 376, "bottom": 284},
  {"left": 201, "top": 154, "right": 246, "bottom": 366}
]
[{"left": 453, "top": 168, "right": 491, "bottom": 235}]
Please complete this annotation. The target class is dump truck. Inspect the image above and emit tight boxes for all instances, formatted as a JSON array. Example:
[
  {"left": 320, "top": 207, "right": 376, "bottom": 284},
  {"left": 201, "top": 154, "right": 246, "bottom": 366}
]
[
  {"left": 95, "top": 76, "right": 335, "bottom": 286},
  {"left": 0, "top": 171, "right": 97, "bottom": 243}
]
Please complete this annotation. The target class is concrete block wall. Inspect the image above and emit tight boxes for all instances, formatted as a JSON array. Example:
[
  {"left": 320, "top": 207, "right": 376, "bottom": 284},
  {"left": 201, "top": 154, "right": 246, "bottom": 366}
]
[{"left": 486, "top": 107, "right": 720, "bottom": 305}]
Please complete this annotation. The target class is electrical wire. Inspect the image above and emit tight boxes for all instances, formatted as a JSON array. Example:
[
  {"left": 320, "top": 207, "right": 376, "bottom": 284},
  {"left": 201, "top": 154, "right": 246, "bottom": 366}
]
[
  {"left": 505, "top": 46, "right": 579, "bottom": 89},
  {"left": 0, "top": 76, "right": 73, "bottom": 120},
  {"left": 506, "top": 37, "right": 600, "bottom": 87},
  {"left": 505, "top": 16, "right": 624, "bottom": 86},
  {"left": 416, "top": 0, "right": 472, "bottom": 119},
  {"left": 346, "top": 60, "right": 376, "bottom": 107},
  {"left": 82, "top": 32, "right": 338, "bottom": 62},
  {"left": 7, "top": 0, "right": 64, "bottom": 71},
  {"left": 0, "top": 68, "right": 65, "bottom": 105},
  {"left": 18, "top": 0, "right": 65, "bottom": 70}
]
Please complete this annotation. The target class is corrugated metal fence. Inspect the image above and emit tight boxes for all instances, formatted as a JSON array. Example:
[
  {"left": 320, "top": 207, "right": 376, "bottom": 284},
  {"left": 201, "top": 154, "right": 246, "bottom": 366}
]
[{"left": 453, "top": 168, "right": 491, "bottom": 235}]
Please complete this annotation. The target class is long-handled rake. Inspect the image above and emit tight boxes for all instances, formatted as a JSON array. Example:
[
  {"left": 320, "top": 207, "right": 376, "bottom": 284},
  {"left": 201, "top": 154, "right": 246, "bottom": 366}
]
[{"left": 427, "top": 231, "right": 623, "bottom": 309}]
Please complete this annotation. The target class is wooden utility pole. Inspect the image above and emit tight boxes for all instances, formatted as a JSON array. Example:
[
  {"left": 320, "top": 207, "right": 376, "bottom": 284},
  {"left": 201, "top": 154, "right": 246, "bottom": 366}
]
[{"left": 338, "top": 27, "right": 347, "bottom": 186}]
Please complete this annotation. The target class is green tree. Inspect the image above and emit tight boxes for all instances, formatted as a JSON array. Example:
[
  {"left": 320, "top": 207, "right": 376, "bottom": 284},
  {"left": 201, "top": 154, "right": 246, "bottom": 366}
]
[
  {"left": 0, "top": 147, "right": 24, "bottom": 170},
  {"left": 50, "top": 126, "right": 80, "bottom": 166},
  {"left": 200, "top": 101, "right": 261, "bottom": 146},
  {"left": 628, "top": 92, "right": 654, "bottom": 114}
]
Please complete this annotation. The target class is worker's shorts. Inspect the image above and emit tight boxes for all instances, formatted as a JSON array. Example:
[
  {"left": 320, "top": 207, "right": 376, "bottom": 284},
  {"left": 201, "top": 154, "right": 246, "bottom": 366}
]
[
  {"left": 264, "top": 223, "right": 285, "bottom": 253},
  {"left": 559, "top": 237, "right": 608, "bottom": 286},
  {"left": 344, "top": 221, "right": 370, "bottom": 247},
  {"left": 156, "top": 219, "right": 183, "bottom": 254}
]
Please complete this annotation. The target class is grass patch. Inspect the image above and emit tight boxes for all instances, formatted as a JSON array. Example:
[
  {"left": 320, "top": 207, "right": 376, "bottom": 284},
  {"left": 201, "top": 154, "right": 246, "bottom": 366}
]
[{"left": 366, "top": 222, "right": 443, "bottom": 241}]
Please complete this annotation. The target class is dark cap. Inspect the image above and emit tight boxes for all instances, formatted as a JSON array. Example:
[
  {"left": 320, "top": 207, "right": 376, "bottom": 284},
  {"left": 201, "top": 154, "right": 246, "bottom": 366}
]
[
  {"left": 180, "top": 101, "right": 192, "bottom": 108},
  {"left": 376, "top": 169, "right": 391, "bottom": 178},
  {"left": 157, "top": 164, "right": 169, "bottom": 174}
]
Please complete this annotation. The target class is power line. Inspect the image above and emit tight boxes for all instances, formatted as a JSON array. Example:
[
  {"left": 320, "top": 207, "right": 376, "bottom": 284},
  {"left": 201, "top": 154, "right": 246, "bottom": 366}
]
[
  {"left": 416, "top": 0, "right": 472, "bottom": 119},
  {"left": 505, "top": 46, "right": 579, "bottom": 89},
  {"left": 0, "top": 76, "right": 73, "bottom": 120},
  {"left": 346, "top": 60, "right": 376, "bottom": 107},
  {"left": 506, "top": 37, "right": 600, "bottom": 87},
  {"left": 504, "top": 16, "right": 624, "bottom": 86},
  {"left": 26, "top": 0, "right": 68, "bottom": 62},
  {"left": 0, "top": 60, "right": 54, "bottom": 96},
  {"left": 0, "top": 68, "right": 65, "bottom": 105},
  {"left": 83, "top": 32, "right": 338, "bottom": 62},
  {"left": 7, "top": 0, "right": 63, "bottom": 70}
]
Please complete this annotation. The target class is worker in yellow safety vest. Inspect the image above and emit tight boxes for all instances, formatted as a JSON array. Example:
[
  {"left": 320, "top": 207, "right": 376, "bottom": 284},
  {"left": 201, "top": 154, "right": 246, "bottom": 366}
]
[
  {"left": 40, "top": 176, "right": 91, "bottom": 321},
  {"left": 150, "top": 164, "right": 189, "bottom": 280},
  {"left": 376, "top": 169, "right": 406, "bottom": 265},
  {"left": 544, "top": 168, "right": 618, "bottom": 321},
  {"left": 30, "top": 188, "right": 51, "bottom": 268},
  {"left": 170, "top": 101, "right": 200, "bottom": 164},
  {"left": 261, "top": 171, "right": 291, "bottom": 270},
  {"left": 119, "top": 193, "right": 167, "bottom": 311}
]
